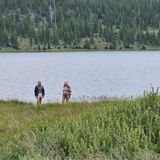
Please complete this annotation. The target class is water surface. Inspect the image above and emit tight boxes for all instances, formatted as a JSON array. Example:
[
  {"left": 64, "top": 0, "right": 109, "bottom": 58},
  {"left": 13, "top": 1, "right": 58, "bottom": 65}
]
[{"left": 0, "top": 51, "right": 159, "bottom": 102}]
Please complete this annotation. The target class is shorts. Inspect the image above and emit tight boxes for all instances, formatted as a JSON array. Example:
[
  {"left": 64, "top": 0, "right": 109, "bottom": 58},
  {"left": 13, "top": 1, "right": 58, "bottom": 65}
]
[
  {"left": 38, "top": 93, "right": 43, "bottom": 98},
  {"left": 63, "top": 93, "right": 68, "bottom": 98}
]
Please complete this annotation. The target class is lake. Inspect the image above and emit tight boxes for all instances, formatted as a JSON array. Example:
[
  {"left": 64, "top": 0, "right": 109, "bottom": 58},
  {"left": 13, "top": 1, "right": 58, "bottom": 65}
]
[{"left": 0, "top": 51, "right": 160, "bottom": 103}]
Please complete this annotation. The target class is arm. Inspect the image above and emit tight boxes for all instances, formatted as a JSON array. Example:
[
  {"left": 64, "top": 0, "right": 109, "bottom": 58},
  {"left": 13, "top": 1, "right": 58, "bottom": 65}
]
[
  {"left": 68, "top": 86, "right": 72, "bottom": 97},
  {"left": 34, "top": 86, "right": 38, "bottom": 97},
  {"left": 42, "top": 87, "right": 45, "bottom": 97}
]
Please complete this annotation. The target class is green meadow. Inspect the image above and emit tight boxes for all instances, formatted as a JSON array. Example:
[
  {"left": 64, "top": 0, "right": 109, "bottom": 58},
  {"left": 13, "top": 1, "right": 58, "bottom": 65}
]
[{"left": 0, "top": 89, "right": 160, "bottom": 159}]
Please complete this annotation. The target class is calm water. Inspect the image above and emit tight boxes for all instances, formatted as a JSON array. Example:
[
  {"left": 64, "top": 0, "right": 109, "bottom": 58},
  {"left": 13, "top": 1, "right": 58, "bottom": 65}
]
[{"left": 0, "top": 51, "right": 160, "bottom": 103}]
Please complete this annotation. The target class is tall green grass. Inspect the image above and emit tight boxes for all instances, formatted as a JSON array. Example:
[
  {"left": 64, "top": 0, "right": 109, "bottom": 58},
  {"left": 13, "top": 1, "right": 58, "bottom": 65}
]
[{"left": 0, "top": 90, "right": 160, "bottom": 159}]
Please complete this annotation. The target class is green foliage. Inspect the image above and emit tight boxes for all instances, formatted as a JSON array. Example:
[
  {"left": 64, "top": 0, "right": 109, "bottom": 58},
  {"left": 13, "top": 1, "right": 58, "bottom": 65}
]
[
  {"left": 0, "top": 90, "right": 160, "bottom": 159},
  {"left": 0, "top": 0, "right": 160, "bottom": 49},
  {"left": 84, "top": 39, "right": 91, "bottom": 49}
]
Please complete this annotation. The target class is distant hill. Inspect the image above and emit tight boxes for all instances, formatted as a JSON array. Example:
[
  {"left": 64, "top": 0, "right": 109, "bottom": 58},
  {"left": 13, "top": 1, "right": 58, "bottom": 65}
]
[{"left": 0, "top": 0, "right": 160, "bottom": 50}]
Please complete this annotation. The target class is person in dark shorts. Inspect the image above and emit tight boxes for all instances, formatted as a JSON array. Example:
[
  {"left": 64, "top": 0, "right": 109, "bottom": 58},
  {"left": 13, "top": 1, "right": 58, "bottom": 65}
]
[
  {"left": 62, "top": 81, "right": 72, "bottom": 104},
  {"left": 34, "top": 81, "right": 45, "bottom": 104}
]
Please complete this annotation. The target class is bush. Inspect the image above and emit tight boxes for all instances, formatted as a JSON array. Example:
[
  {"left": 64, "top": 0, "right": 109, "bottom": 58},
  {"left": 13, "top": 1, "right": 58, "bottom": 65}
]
[
  {"left": 109, "top": 44, "right": 116, "bottom": 49},
  {"left": 141, "top": 45, "right": 146, "bottom": 50},
  {"left": 104, "top": 45, "right": 108, "bottom": 49},
  {"left": 1, "top": 90, "right": 160, "bottom": 159},
  {"left": 84, "top": 40, "right": 91, "bottom": 49},
  {"left": 43, "top": 46, "right": 46, "bottom": 50}
]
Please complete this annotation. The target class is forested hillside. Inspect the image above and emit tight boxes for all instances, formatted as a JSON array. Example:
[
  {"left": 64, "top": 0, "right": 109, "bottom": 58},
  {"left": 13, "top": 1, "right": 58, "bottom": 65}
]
[{"left": 0, "top": 0, "right": 160, "bottom": 50}]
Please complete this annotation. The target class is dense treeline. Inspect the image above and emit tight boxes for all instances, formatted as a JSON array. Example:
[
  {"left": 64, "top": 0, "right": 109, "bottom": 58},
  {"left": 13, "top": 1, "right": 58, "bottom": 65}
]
[{"left": 0, "top": 0, "right": 160, "bottom": 50}]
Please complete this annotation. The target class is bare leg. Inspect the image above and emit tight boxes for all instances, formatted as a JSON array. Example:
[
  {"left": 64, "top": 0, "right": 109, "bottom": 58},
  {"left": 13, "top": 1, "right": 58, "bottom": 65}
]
[
  {"left": 66, "top": 97, "right": 69, "bottom": 103},
  {"left": 62, "top": 95, "right": 69, "bottom": 104},
  {"left": 37, "top": 97, "right": 42, "bottom": 105},
  {"left": 62, "top": 96, "right": 65, "bottom": 104},
  {"left": 36, "top": 97, "right": 39, "bottom": 104},
  {"left": 39, "top": 97, "right": 42, "bottom": 104}
]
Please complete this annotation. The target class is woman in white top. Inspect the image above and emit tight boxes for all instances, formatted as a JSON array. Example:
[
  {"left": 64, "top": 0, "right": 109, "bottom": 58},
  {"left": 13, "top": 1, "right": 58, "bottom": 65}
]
[{"left": 62, "top": 81, "right": 72, "bottom": 104}]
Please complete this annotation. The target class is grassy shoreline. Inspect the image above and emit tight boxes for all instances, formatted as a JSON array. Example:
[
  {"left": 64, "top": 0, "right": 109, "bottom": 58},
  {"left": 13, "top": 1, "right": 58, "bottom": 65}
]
[
  {"left": 0, "top": 90, "right": 160, "bottom": 159},
  {"left": 1, "top": 47, "right": 160, "bottom": 53}
]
